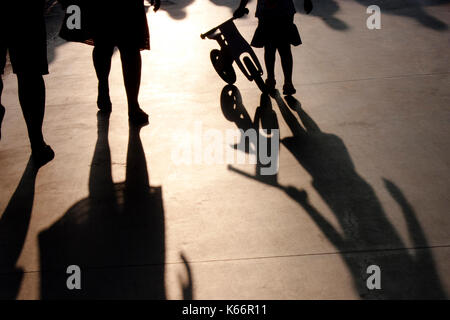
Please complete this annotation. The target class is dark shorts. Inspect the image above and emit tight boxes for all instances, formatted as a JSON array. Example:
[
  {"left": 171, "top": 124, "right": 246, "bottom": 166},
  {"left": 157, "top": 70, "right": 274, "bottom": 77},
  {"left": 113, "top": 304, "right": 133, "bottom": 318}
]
[
  {"left": 251, "top": 15, "right": 302, "bottom": 48},
  {"left": 59, "top": 1, "right": 150, "bottom": 51},
  {"left": 0, "top": 3, "right": 49, "bottom": 75},
  {"left": 0, "top": 43, "right": 49, "bottom": 76}
]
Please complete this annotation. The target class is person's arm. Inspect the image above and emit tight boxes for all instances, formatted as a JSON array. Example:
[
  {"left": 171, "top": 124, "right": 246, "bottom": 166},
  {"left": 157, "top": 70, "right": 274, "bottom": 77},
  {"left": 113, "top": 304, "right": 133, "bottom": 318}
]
[
  {"left": 304, "top": 0, "right": 313, "bottom": 14},
  {"left": 233, "top": 0, "right": 250, "bottom": 18},
  {"left": 150, "top": 0, "right": 161, "bottom": 12}
]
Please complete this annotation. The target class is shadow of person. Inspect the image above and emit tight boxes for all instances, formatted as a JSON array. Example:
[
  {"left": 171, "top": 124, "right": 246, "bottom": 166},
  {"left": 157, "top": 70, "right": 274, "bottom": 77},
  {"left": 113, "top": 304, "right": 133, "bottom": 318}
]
[
  {"left": 0, "top": 158, "right": 38, "bottom": 299},
  {"left": 154, "top": 0, "right": 195, "bottom": 20},
  {"left": 294, "top": 0, "right": 349, "bottom": 31},
  {"left": 209, "top": 0, "right": 238, "bottom": 12},
  {"left": 229, "top": 91, "right": 446, "bottom": 299},
  {"left": 38, "top": 112, "right": 191, "bottom": 299}
]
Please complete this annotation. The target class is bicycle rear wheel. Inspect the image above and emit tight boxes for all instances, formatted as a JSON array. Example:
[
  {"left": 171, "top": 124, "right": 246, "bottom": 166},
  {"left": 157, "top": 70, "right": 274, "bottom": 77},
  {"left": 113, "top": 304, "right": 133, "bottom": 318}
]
[{"left": 210, "top": 49, "right": 236, "bottom": 84}]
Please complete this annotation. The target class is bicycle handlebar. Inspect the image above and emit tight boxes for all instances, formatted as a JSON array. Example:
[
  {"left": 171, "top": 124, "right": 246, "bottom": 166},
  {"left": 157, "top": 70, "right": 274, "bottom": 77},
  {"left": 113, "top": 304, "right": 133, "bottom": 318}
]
[{"left": 200, "top": 8, "right": 249, "bottom": 39}]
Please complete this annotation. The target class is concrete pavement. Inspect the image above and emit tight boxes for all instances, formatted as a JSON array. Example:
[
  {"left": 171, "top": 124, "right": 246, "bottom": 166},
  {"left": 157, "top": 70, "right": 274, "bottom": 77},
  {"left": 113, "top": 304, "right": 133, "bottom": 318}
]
[{"left": 0, "top": 0, "right": 449, "bottom": 299}]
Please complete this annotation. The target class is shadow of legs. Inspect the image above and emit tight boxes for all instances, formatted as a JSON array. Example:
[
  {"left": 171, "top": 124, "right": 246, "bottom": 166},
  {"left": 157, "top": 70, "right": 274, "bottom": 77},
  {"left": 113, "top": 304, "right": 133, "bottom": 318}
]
[{"left": 0, "top": 158, "right": 38, "bottom": 299}]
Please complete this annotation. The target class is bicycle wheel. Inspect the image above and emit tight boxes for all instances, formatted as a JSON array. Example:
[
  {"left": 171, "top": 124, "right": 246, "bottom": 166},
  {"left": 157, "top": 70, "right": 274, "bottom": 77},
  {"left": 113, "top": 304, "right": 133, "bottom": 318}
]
[{"left": 210, "top": 49, "right": 236, "bottom": 84}]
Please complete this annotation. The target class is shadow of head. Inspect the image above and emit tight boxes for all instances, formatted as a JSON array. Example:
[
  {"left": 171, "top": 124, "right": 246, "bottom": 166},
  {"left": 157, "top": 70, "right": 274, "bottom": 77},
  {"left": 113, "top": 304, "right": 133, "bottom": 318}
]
[
  {"left": 354, "top": 0, "right": 448, "bottom": 31},
  {"left": 151, "top": 0, "right": 196, "bottom": 20},
  {"left": 294, "top": 0, "right": 349, "bottom": 31}
]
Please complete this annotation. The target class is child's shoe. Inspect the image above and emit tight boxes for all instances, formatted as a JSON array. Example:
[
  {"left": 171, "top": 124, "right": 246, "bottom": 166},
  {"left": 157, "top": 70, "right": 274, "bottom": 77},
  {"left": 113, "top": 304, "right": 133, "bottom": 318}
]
[
  {"left": 265, "top": 78, "right": 276, "bottom": 95},
  {"left": 283, "top": 83, "right": 296, "bottom": 96}
]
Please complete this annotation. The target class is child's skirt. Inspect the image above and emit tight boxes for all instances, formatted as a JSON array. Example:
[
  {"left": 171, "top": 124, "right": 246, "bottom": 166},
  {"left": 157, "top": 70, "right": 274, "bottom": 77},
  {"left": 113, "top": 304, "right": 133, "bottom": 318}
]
[{"left": 251, "top": 15, "right": 302, "bottom": 48}]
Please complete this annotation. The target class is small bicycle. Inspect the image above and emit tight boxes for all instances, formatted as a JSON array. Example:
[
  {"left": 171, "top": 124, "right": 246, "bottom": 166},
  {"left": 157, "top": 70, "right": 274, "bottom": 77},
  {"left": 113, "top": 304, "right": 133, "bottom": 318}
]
[{"left": 201, "top": 10, "right": 267, "bottom": 93}]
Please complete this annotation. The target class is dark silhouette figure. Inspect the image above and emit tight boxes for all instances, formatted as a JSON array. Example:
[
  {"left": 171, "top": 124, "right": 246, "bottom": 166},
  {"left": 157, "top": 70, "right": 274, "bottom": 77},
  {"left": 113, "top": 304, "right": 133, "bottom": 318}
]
[
  {"left": 39, "top": 113, "right": 190, "bottom": 299},
  {"left": 234, "top": 0, "right": 313, "bottom": 95},
  {"left": 0, "top": 79, "right": 4, "bottom": 140},
  {"left": 230, "top": 91, "right": 446, "bottom": 299},
  {"left": 58, "top": 0, "right": 161, "bottom": 124},
  {"left": 0, "top": 159, "right": 39, "bottom": 299},
  {"left": 0, "top": 1, "right": 54, "bottom": 166}
]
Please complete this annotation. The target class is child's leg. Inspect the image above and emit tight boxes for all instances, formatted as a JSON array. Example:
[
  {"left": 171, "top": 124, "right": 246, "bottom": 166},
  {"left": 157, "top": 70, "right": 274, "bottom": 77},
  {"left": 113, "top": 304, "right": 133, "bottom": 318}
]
[
  {"left": 264, "top": 43, "right": 276, "bottom": 81},
  {"left": 278, "top": 43, "right": 296, "bottom": 95},
  {"left": 93, "top": 44, "right": 114, "bottom": 111},
  {"left": 278, "top": 43, "right": 293, "bottom": 85}
]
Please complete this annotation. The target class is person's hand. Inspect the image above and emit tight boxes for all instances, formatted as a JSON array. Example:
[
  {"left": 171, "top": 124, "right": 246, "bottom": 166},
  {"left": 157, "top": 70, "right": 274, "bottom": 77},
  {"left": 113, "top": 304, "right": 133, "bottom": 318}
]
[
  {"left": 233, "top": 6, "right": 248, "bottom": 19},
  {"left": 304, "top": 0, "right": 313, "bottom": 14},
  {"left": 151, "top": 0, "right": 161, "bottom": 12}
]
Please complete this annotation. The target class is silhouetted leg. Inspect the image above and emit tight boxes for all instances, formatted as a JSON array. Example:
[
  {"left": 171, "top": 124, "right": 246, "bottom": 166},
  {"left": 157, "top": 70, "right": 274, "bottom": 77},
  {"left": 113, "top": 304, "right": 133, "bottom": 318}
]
[
  {"left": 93, "top": 44, "right": 114, "bottom": 112},
  {"left": 264, "top": 44, "right": 276, "bottom": 91},
  {"left": 0, "top": 77, "right": 4, "bottom": 140},
  {"left": 17, "top": 73, "right": 54, "bottom": 166},
  {"left": 17, "top": 74, "right": 44, "bottom": 149},
  {"left": 278, "top": 43, "right": 296, "bottom": 95},
  {"left": 119, "top": 46, "right": 148, "bottom": 125},
  {"left": 0, "top": 76, "right": 3, "bottom": 105}
]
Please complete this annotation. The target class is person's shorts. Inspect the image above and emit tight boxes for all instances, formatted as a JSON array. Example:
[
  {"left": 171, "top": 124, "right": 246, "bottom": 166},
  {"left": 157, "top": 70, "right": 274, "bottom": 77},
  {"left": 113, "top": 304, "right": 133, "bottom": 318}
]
[
  {"left": 0, "top": 4, "right": 49, "bottom": 75},
  {"left": 251, "top": 15, "right": 302, "bottom": 48}
]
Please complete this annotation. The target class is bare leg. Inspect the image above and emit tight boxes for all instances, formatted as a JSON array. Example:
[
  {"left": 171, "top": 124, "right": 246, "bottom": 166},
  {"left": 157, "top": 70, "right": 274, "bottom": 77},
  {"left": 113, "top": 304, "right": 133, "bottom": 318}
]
[
  {"left": 278, "top": 43, "right": 293, "bottom": 85},
  {"left": 0, "top": 76, "right": 3, "bottom": 105},
  {"left": 264, "top": 44, "right": 277, "bottom": 93},
  {"left": 93, "top": 44, "right": 114, "bottom": 112},
  {"left": 17, "top": 74, "right": 45, "bottom": 150},
  {"left": 0, "top": 77, "right": 5, "bottom": 140},
  {"left": 17, "top": 73, "right": 54, "bottom": 166},
  {"left": 278, "top": 43, "right": 295, "bottom": 95},
  {"left": 119, "top": 46, "right": 148, "bottom": 124},
  {"left": 264, "top": 44, "right": 276, "bottom": 82}
]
